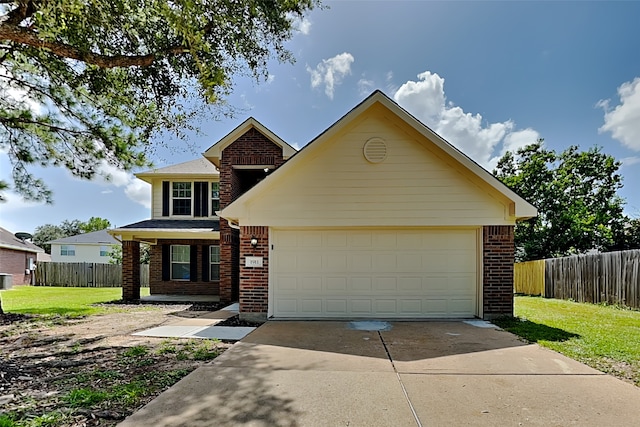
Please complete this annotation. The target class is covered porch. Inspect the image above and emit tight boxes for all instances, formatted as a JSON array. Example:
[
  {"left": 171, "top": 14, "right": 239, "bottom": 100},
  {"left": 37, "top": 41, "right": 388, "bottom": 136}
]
[{"left": 109, "top": 219, "right": 224, "bottom": 301}]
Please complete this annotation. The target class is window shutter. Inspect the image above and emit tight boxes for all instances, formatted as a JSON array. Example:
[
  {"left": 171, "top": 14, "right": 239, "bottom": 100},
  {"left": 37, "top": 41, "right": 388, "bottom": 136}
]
[
  {"left": 194, "top": 182, "right": 208, "bottom": 217},
  {"left": 190, "top": 245, "right": 198, "bottom": 282},
  {"left": 201, "top": 245, "right": 210, "bottom": 282},
  {"left": 162, "top": 245, "right": 170, "bottom": 281},
  {"left": 162, "top": 181, "right": 170, "bottom": 216}
]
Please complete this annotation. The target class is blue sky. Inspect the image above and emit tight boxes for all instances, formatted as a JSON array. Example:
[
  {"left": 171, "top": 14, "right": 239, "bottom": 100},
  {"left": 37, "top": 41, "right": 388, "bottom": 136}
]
[{"left": 2, "top": 1, "right": 640, "bottom": 234}]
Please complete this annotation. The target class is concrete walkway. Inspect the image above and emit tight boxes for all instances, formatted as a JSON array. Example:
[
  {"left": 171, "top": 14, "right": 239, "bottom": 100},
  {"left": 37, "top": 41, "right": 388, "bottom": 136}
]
[
  {"left": 133, "top": 303, "right": 256, "bottom": 341},
  {"left": 119, "top": 321, "right": 640, "bottom": 427}
]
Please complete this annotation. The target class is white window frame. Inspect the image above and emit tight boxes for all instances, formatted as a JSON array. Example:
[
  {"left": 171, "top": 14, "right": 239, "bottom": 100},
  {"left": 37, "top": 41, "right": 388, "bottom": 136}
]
[
  {"left": 172, "top": 182, "right": 192, "bottom": 216},
  {"left": 170, "top": 245, "right": 191, "bottom": 281},
  {"left": 210, "top": 245, "right": 220, "bottom": 281},
  {"left": 211, "top": 181, "right": 220, "bottom": 216},
  {"left": 61, "top": 245, "right": 75, "bottom": 256},
  {"left": 99, "top": 245, "right": 109, "bottom": 257}
]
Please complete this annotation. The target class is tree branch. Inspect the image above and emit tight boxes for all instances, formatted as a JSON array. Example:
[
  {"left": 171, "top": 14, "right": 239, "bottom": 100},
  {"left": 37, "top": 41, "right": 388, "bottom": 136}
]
[{"left": 0, "top": 24, "right": 189, "bottom": 68}]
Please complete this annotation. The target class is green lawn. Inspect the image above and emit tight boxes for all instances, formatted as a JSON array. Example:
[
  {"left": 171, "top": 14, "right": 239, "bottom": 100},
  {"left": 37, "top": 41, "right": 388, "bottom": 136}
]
[
  {"left": 495, "top": 296, "right": 640, "bottom": 385},
  {"left": 0, "top": 286, "right": 150, "bottom": 317}
]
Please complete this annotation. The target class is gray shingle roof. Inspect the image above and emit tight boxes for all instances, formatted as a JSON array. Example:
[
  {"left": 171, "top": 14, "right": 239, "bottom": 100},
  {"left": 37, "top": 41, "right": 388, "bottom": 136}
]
[
  {"left": 136, "top": 158, "right": 219, "bottom": 177},
  {"left": 118, "top": 219, "right": 220, "bottom": 231},
  {"left": 0, "top": 226, "right": 44, "bottom": 253},
  {"left": 47, "top": 229, "right": 120, "bottom": 245}
]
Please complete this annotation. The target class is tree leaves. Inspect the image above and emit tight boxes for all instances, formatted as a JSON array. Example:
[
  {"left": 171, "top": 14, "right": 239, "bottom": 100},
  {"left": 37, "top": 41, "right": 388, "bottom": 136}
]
[
  {"left": 493, "top": 140, "right": 627, "bottom": 260},
  {"left": 0, "top": 0, "right": 318, "bottom": 202}
]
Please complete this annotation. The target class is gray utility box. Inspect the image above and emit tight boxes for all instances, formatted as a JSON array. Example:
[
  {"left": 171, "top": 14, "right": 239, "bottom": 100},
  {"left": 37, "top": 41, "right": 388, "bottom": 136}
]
[{"left": 0, "top": 274, "right": 13, "bottom": 290}]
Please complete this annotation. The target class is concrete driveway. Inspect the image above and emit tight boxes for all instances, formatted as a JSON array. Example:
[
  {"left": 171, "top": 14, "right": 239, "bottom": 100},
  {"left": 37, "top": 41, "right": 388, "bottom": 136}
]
[{"left": 119, "top": 321, "right": 640, "bottom": 427}]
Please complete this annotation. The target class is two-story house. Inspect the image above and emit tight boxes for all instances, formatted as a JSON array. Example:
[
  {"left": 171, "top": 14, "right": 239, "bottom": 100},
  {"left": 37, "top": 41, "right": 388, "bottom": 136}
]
[
  {"left": 110, "top": 91, "right": 537, "bottom": 322},
  {"left": 48, "top": 229, "right": 120, "bottom": 264}
]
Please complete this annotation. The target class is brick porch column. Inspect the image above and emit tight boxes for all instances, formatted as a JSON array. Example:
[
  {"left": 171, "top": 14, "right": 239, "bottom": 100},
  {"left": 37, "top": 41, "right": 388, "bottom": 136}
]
[
  {"left": 122, "top": 240, "right": 141, "bottom": 301},
  {"left": 482, "top": 225, "right": 515, "bottom": 319}
]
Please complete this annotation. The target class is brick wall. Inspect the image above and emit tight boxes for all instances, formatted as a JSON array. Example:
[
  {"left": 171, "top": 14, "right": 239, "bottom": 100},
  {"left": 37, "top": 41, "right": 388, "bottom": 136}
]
[
  {"left": 149, "top": 239, "right": 220, "bottom": 295},
  {"left": 122, "top": 240, "right": 141, "bottom": 300},
  {"left": 482, "top": 225, "right": 515, "bottom": 319},
  {"left": 219, "top": 128, "right": 285, "bottom": 303},
  {"left": 0, "top": 248, "right": 34, "bottom": 285},
  {"left": 239, "top": 226, "right": 269, "bottom": 321}
]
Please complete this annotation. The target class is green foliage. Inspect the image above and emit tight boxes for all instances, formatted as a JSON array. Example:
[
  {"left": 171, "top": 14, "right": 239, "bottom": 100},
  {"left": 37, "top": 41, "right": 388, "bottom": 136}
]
[
  {"left": 108, "top": 242, "right": 149, "bottom": 265},
  {"left": 122, "top": 345, "right": 149, "bottom": 358},
  {"left": 0, "top": 0, "right": 319, "bottom": 203},
  {"left": 493, "top": 140, "right": 627, "bottom": 260},
  {"left": 0, "top": 414, "right": 17, "bottom": 427},
  {"left": 500, "top": 296, "right": 640, "bottom": 385},
  {"left": 79, "top": 217, "right": 112, "bottom": 233},
  {"left": 63, "top": 388, "right": 108, "bottom": 407}
]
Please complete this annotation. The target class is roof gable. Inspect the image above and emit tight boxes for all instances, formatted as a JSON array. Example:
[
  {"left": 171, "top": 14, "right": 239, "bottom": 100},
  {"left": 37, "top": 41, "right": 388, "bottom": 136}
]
[
  {"left": 221, "top": 91, "right": 537, "bottom": 226},
  {"left": 203, "top": 117, "right": 297, "bottom": 167},
  {"left": 47, "top": 229, "right": 120, "bottom": 245}
]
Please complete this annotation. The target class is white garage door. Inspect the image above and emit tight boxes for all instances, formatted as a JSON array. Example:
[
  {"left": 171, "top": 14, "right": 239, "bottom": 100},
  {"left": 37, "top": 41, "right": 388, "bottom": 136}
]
[{"left": 271, "top": 229, "right": 478, "bottom": 319}]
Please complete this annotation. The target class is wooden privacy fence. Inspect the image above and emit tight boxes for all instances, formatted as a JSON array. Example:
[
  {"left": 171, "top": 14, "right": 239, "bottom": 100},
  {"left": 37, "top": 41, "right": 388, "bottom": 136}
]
[
  {"left": 515, "top": 250, "right": 640, "bottom": 309},
  {"left": 514, "top": 260, "right": 545, "bottom": 296},
  {"left": 35, "top": 263, "right": 149, "bottom": 288}
]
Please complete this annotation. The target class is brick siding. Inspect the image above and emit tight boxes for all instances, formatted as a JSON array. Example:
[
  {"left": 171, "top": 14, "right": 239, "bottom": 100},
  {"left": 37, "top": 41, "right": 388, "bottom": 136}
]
[
  {"left": 0, "top": 248, "right": 35, "bottom": 285},
  {"left": 239, "top": 226, "right": 269, "bottom": 321},
  {"left": 482, "top": 225, "right": 515, "bottom": 319},
  {"left": 149, "top": 239, "right": 220, "bottom": 295},
  {"left": 219, "top": 128, "right": 285, "bottom": 304},
  {"left": 122, "top": 240, "right": 141, "bottom": 300}
]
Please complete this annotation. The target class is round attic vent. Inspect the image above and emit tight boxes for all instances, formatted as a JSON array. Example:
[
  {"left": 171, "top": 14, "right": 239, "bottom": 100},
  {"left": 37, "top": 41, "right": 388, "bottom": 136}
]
[{"left": 363, "top": 137, "right": 387, "bottom": 163}]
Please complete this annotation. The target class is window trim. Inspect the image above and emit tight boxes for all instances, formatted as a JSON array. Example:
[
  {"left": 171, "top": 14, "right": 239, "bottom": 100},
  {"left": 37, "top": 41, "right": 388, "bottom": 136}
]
[
  {"left": 170, "top": 245, "right": 191, "bottom": 281},
  {"left": 171, "top": 181, "right": 193, "bottom": 216},
  {"left": 99, "top": 245, "right": 109, "bottom": 257},
  {"left": 166, "top": 180, "right": 220, "bottom": 218},
  {"left": 211, "top": 182, "right": 220, "bottom": 216},
  {"left": 209, "top": 245, "right": 220, "bottom": 281},
  {"left": 60, "top": 245, "right": 76, "bottom": 256}
]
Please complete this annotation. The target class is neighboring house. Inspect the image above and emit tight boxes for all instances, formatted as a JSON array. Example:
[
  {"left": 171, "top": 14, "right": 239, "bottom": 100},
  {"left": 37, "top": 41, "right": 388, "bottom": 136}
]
[
  {"left": 0, "top": 226, "right": 45, "bottom": 285},
  {"left": 48, "top": 230, "right": 120, "bottom": 264},
  {"left": 110, "top": 91, "right": 537, "bottom": 321}
]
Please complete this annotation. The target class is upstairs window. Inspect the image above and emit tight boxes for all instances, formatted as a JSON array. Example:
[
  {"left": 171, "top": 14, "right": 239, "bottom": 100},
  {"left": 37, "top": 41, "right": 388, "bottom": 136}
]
[
  {"left": 211, "top": 182, "right": 220, "bottom": 214},
  {"left": 172, "top": 182, "right": 191, "bottom": 215},
  {"left": 61, "top": 245, "right": 75, "bottom": 256}
]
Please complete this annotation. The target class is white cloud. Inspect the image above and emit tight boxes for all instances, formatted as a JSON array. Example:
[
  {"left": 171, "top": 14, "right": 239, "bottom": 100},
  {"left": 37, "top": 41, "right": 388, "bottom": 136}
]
[
  {"left": 393, "top": 70, "right": 539, "bottom": 169},
  {"left": 124, "top": 180, "right": 151, "bottom": 209},
  {"left": 298, "top": 17, "right": 312, "bottom": 35},
  {"left": 358, "top": 78, "right": 375, "bottom": 96},
  {"left": 599, "top": 77, "right": 640, "bottom": 151},
  {"left": 621, "top": 156, "right": 640, "bottom": 167},
  {"left": 0, "top": 66, "right": 43, "bottom": 114},
  {"left": 307, "top": 52, "right": 354, "bottom": 99},
  {"left": 288, "top": 15, "right": 312, "bottom": 35},
  {"left": 92, "top": 161, "right": 151, "bottom": 208}
]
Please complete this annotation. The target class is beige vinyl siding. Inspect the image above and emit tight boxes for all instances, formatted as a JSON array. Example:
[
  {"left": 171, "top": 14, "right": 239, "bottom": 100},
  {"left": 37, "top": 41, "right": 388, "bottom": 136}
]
[
  {"left": 238, "top": 109, "right": 512, "bottom": 227},
  {"left": 151, "top": 179, "right": 164, "bottom": 218}
]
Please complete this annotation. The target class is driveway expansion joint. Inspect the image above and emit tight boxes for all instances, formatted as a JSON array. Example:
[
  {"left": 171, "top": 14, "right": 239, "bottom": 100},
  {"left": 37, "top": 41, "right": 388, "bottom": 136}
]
[{"left": 377, "top": 331, "right": 422, "bottom": 427}]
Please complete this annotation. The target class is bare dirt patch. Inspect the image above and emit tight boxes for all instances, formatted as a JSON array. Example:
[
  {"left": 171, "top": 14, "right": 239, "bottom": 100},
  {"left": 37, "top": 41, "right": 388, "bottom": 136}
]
[{"left": 0, "top": 304, "right": 234, "bottom": 426}]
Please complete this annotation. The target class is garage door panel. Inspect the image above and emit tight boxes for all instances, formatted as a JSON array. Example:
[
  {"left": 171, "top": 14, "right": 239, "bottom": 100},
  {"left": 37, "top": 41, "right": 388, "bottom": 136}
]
[
  {"left": 326, "top": 299, "right": 347, "bottom": 314},
  {"left": 272, "top": 229, "right": 478, "bottom": 318}
]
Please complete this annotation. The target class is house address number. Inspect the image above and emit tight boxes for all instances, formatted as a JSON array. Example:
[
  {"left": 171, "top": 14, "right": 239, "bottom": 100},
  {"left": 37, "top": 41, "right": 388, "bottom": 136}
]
[{"left": 245, "top": 256, "right": 264, "bottom": 268}]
